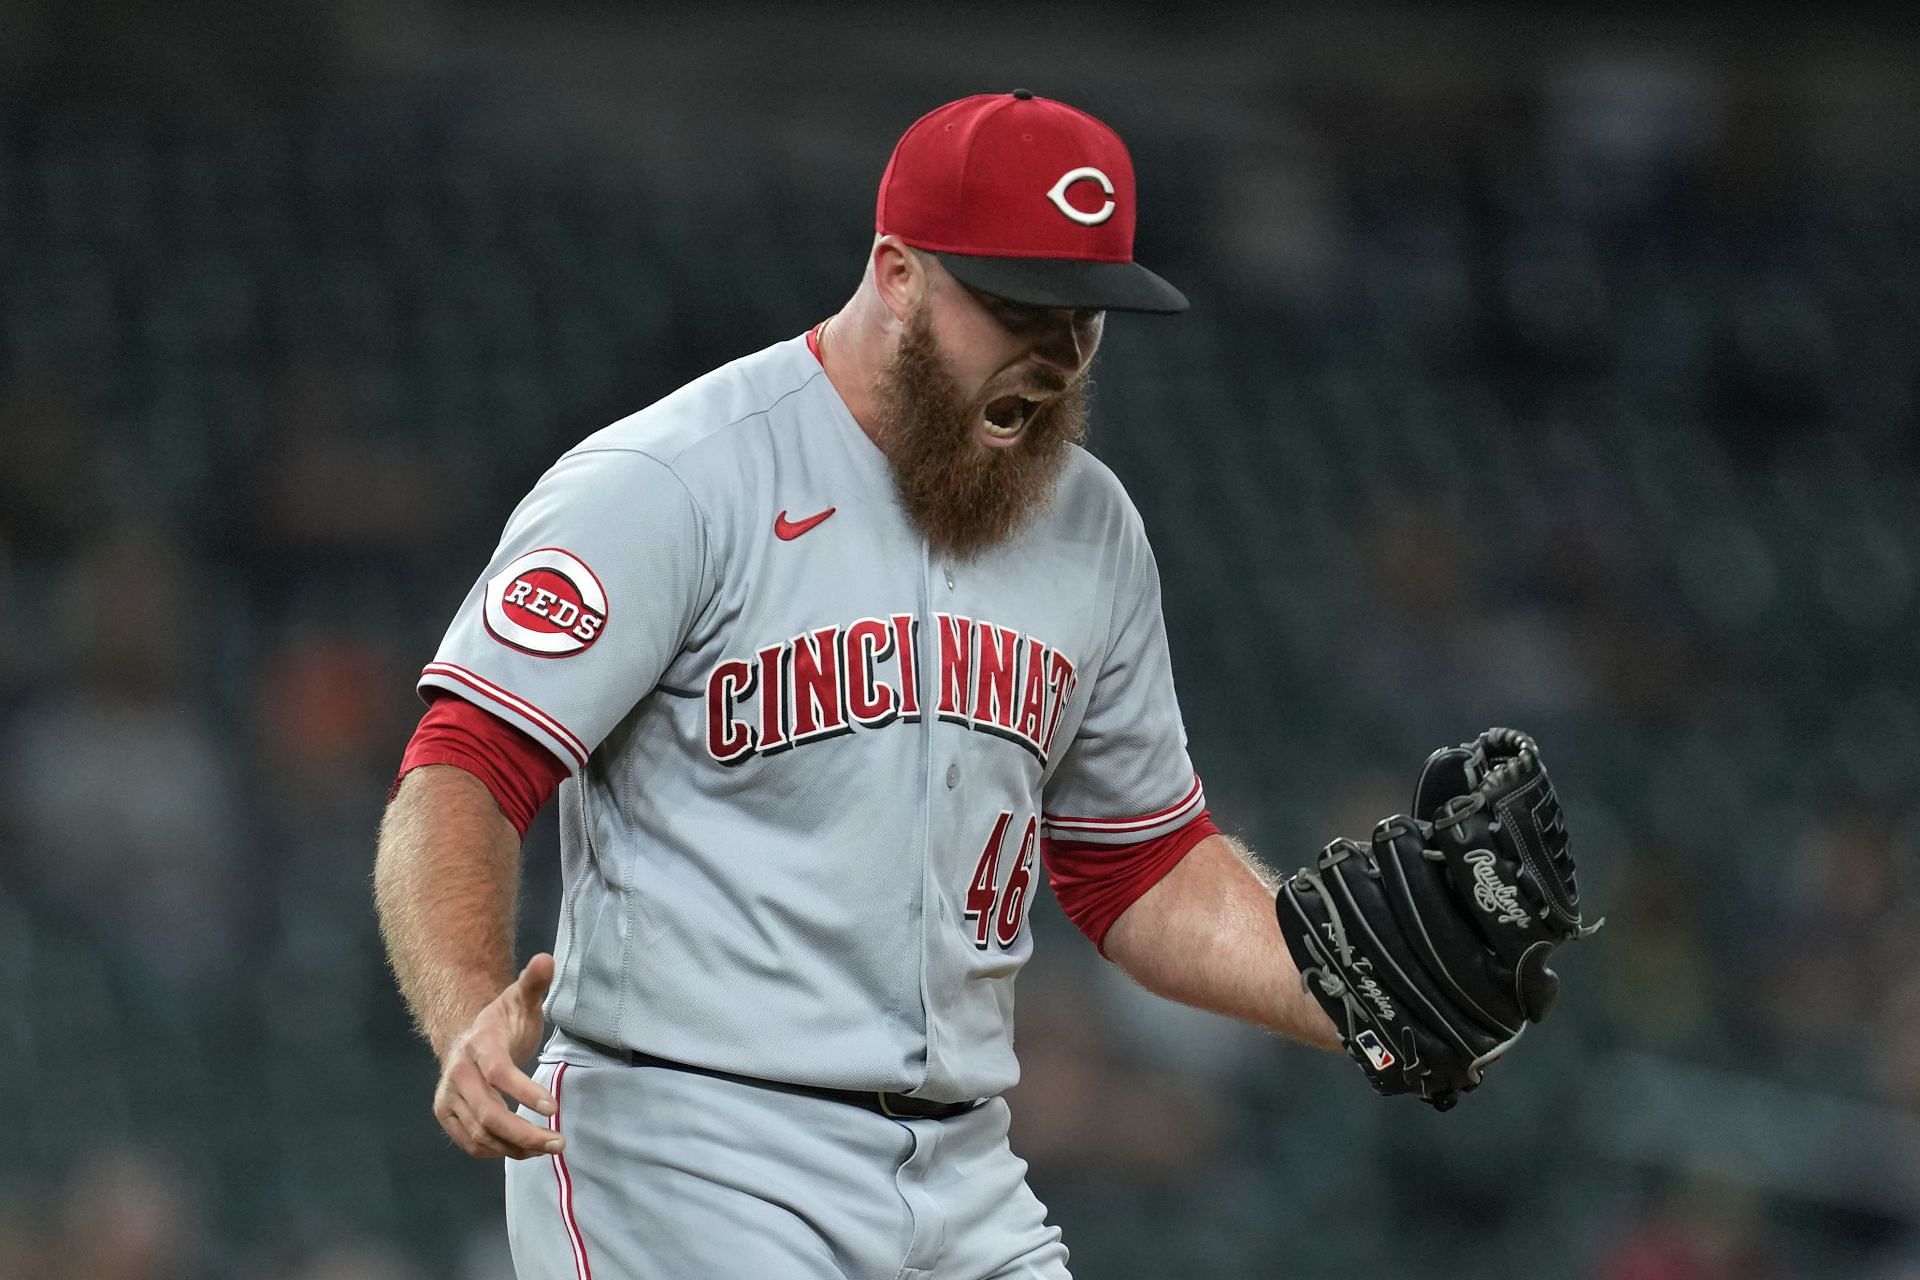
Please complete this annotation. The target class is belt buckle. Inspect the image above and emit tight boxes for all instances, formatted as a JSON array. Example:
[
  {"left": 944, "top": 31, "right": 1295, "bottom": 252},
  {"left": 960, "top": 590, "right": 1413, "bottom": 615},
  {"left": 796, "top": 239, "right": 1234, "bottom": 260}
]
[{"left": 876, "top": 1091, "right": 906, "bottom": 1118}]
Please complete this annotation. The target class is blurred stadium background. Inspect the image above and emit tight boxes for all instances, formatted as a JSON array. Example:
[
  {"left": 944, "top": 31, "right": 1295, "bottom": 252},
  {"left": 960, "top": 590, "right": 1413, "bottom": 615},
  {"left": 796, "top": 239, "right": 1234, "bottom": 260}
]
[{"left": 2, "top": 1, "right": 1917, "bottom": 1277}]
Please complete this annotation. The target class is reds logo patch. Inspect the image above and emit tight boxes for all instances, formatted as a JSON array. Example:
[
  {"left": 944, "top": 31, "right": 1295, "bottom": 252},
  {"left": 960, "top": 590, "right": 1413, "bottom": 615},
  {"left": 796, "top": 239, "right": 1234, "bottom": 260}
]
[{"left": 484, "top": 548, "right": 608, "bottom": 657}]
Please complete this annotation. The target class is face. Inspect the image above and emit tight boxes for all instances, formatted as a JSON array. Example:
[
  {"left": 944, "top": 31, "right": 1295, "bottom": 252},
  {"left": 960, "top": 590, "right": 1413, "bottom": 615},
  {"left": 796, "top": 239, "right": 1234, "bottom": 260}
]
[{"left": 871, "top": 260, "right": 1104, "bottom": 559}]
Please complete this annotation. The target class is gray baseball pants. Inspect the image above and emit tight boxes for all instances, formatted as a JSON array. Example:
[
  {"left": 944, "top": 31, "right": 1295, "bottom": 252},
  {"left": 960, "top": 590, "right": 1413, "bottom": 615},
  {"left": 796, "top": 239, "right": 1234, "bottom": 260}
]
[{"left": 504, "top": 1035, "right": 1072, "bottom": 1279}]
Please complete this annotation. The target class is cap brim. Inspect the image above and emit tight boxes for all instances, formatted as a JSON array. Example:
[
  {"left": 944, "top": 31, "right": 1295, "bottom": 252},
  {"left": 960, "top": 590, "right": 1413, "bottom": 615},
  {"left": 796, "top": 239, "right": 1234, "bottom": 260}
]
[{"left": 933, "top": 252, "right": 1189, "bottom": 315}]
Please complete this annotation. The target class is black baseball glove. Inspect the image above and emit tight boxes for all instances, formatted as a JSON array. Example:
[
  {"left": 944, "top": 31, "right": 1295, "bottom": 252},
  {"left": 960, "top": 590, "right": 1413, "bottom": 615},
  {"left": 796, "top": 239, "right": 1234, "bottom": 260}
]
[{"left": 1275, "top": 728, "right": 1602, "bottom": 1111}]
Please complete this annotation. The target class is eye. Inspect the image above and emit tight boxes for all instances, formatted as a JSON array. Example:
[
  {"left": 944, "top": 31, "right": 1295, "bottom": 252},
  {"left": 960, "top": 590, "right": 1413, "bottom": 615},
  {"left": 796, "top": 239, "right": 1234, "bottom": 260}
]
[
  {"left": 967, "top": 286, "right": 1098, "bottom": 334},
  {"left": 965, "top": 286, "right": 1038, "bottom": 326}
]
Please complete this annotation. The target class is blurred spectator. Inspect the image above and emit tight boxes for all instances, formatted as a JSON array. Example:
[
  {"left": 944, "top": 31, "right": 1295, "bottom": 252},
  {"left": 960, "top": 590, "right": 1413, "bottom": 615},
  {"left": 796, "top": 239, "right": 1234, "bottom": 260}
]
[
  {"left": 1750, "top": 804, "right": 1913, "bottom": 1088},
  {"left": 1596, "top": 843, "right": 1716, "bottom": 1054},
  {"left": 1, "top": 523, "right": 243, "bottom": 995},
  {"left": 242, "top": 360, "right": 444, "bottom": 554},
  {"left": 0, "top": 1207, "right": 46, "bottom": 1280},
  {"left": 0, "top": 367, "right": 119, "bottom": 560},
  {"left": 251, "top": 626, "right": 410, "bottom": 818},
  {"left": 1870, "top": 973, "right": 1920, "bottom": 1113},
  {"left": 245, "top": 627, "right": 415, "bottom": 1045},
  {"left": 41, "top": 1146, "right": 203, "bottom": 1280},
  {"left": 1338, "top": 497, "right": 1604, "bottom": 726},
  {"left": 222, "top": 357, "right": 479, "bottom": 620},
  {"left": 1594, "top": 1176, "right": 1781, "bottom": 1280},
  {"left": 0, "top": 533, "right": 19, "bottom": 710},
  {"left": 1007, "top": 971, "right": 1231, "bottom": 1189},
  {"left": 1304, "top": 768, "right": 1401, "bottom": 845},
  {"left": 272, "top": 1243, "right": 428, "bottom": 1280},
  {"left": 1337, "top": 498, "right": 1490, "bottom": 708},
  {"left": 1527, "top": 513, "right": 1720, "bottom": 728}
]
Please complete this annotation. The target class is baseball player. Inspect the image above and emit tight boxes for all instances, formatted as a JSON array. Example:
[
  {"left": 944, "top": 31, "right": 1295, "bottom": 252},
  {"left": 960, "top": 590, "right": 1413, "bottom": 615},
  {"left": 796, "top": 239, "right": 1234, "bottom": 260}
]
[{"left": 374, "top": 91, "right": 1372, "bottom": 1278}]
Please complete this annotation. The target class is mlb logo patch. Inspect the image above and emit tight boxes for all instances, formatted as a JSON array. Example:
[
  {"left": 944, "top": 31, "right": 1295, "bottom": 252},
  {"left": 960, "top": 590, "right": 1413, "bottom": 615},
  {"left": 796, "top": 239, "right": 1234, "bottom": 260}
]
[{"left": 1356, "top": 1030, "right": 1395, "bottom": 1071}]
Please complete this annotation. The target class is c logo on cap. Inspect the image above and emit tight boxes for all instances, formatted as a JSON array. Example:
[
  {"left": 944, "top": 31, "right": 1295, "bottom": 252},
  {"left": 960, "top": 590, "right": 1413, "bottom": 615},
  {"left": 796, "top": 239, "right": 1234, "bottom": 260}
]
[{"left": 1045, "top": 167, "right": 1116, "bottom": 226}]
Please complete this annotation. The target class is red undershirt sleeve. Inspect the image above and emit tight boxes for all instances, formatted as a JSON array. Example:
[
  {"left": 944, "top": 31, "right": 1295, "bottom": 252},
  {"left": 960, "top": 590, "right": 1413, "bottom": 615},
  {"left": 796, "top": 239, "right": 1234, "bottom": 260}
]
[
  {"left": 1041, "top": 809, "right": 1221, "bottom": 955},
  {"left": 391, "top": 692, "right": 570, "bottom": 838}
]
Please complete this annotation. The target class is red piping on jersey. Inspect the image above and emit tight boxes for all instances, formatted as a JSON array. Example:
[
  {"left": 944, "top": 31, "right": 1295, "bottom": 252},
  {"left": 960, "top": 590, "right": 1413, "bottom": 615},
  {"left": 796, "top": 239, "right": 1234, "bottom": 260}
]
[
  {"left": 549, "top": 1063, "right": 594, "bottom": 1280},
  {"left": 1044, "top": 774, "right": 1204, "bottom": 835},
  {"left": 1043, "top": 808, "right": 1220, "bottom": 954},
  {"left": 394, "top": 693, "right": 568, "bottom": 837},
  {"left": 421, "top": 661, "right": 589, "bottom": 767},
  {"left": 805, "top": 321, "right": 826, "bottom": 364}
]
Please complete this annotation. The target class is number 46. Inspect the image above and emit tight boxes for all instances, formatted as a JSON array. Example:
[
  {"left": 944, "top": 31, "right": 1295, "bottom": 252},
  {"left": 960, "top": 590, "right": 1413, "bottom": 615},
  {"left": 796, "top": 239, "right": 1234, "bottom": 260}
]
[{"left": 964, "top": 810, "right": 1037, "bottom": 950}]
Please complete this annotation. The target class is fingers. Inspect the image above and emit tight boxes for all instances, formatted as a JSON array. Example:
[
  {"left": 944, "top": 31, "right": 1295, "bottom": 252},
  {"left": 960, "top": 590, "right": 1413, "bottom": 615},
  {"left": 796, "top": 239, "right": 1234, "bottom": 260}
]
[
  {"left": 430, "top": 958, "right": 565, "bottom": 1161},
  {"left": 440, "top": 1094, "right": 512, "bottom": 1158},
  {"left": 436, "top": 1056, "right": 566, "bottom": 1161},
  {"left": 476, "top": 1039, "right": 558, "bottom": 1118},
  {"left": 515, "top": 952, "right": 556, "bottom": 1013},
  {"left": 438, "top": 1096, "right": 561, "bottom": 1161}
]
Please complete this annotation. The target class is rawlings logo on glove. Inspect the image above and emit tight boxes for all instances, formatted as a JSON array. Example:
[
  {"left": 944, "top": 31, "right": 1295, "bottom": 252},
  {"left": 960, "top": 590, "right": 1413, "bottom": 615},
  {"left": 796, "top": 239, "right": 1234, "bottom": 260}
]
[
  {"left": 1464, "top": 851, "right": 1531, "bottom": 927},
  {"left": 1276, "top": 728, "right": 1603, "bottom": 1111}
]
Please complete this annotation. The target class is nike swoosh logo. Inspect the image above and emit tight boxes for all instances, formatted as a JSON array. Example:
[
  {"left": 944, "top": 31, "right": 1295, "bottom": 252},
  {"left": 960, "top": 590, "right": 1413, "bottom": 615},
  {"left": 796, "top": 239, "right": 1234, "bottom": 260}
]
[{"left": 774, "top": 507, "right": 837, "bottom": 541}]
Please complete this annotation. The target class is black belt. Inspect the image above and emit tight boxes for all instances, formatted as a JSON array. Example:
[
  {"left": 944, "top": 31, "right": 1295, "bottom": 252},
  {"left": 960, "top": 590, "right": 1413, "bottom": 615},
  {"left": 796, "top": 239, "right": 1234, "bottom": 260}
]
[{"left": 569, "top": 1037, "right": 985, "bottom": 1121}]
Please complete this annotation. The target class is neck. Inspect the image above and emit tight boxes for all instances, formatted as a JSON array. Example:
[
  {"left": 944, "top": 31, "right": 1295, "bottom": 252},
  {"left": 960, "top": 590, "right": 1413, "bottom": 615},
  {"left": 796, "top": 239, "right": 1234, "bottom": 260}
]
[{"left": 815, "top": 298, "right": 891, "bottom": 448}]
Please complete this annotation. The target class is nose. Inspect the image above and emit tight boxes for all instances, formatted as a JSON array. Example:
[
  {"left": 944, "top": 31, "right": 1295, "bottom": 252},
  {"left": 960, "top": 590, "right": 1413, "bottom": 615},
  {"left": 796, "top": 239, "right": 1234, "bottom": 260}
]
[{"left": 1030, "top": 311, "right": 1097, "bottom": 381}]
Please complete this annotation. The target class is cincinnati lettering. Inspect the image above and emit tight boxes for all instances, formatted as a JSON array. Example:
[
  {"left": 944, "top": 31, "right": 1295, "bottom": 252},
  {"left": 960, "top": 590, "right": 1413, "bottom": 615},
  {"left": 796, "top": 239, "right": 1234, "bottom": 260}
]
[{"left": 705, "top": 612, "right": 1078, "bottom": 766}]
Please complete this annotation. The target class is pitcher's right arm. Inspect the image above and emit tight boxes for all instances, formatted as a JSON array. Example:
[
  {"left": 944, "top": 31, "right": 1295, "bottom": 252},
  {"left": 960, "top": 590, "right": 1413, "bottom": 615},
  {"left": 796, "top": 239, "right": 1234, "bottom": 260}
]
[{"left": 375, "top": 763, "right": 561, "bottom": 1160}]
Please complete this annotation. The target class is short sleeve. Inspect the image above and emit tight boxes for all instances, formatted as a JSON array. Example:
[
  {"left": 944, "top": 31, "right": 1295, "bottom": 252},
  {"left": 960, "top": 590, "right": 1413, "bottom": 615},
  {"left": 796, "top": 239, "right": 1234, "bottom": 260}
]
[
  {"left": 1041, "top": 515, "right": 1204, "bottom": 842},
  {"left": 418, "top": 447, "right": 710, "bottom": 771}
]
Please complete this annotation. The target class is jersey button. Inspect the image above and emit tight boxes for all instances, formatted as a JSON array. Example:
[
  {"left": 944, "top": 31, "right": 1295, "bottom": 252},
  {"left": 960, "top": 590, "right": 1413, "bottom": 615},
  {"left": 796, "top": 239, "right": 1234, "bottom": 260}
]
[
  {"left": 944, "top": 568, "right": 956, "bottom": 590},
  {"left": 945, "top": 763, "right": 959, "bottom": 789}
]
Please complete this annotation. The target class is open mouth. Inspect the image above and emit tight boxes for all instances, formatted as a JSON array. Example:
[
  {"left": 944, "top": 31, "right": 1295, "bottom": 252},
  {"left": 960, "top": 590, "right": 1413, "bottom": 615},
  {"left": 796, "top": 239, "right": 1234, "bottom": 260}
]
[{"left": 981, "top": 393, "right": 1045, "bottom": 444}]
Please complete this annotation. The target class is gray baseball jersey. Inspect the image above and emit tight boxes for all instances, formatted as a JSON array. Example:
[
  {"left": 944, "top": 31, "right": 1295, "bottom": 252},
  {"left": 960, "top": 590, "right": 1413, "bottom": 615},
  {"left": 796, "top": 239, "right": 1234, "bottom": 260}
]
[{"left": 421, "top": 330, "right": 1202, "bottom": 1103}]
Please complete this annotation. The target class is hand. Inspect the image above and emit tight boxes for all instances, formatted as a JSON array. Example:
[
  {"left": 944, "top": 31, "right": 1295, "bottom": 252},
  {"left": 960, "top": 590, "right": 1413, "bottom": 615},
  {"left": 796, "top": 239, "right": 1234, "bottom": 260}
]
[{"left": 433, "top": 953, "right": 563, "bottom": 1160}]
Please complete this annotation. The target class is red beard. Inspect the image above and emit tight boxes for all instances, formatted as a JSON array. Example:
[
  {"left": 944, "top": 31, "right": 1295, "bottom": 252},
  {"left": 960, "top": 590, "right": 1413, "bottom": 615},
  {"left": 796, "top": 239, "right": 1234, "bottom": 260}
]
[{"left": 870, "top": 308, "right": 1089, "bottom": 559}]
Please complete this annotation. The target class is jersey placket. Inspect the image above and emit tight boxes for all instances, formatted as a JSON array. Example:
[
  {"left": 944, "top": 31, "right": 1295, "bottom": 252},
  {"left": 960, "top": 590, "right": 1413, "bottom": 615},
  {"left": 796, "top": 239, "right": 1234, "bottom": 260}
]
[{"left": 911, "top": 539, "right": 945, "bottom": 1096}]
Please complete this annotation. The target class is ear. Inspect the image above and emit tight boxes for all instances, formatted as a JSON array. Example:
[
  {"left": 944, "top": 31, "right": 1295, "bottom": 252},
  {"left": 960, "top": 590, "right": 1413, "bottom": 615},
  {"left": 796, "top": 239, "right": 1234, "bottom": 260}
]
[{"left": 871, "top": 236, "right": 927, "bottom": 323}]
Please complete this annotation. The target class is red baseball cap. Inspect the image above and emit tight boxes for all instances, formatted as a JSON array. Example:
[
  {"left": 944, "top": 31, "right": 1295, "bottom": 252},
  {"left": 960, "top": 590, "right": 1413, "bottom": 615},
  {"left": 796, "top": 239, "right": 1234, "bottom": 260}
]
[{"left": 875, "top": 90, "right": 1189, "bottom": 315}]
